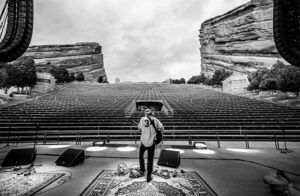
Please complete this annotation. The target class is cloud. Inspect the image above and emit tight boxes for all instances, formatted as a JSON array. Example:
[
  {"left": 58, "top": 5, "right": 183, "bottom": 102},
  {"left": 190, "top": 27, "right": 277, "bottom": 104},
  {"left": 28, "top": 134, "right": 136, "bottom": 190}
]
[{"left": 31, "top": 0, "right": 249, "bottom": 82}]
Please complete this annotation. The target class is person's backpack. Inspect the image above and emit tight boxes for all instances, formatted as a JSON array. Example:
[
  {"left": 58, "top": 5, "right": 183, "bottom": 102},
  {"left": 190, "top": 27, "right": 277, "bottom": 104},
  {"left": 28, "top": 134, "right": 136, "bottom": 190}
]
[{"left": 147, "top": 117, "right": 162, "bottom": 145}]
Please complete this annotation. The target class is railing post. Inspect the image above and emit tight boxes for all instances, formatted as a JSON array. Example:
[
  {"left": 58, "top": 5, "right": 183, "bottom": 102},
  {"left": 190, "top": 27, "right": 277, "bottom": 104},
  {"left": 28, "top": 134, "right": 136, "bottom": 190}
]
[
  {"left": 107, "top": 133, "right": 110, "bottom": 143},
  {"left": 283, "top": 129, "right": 287, "bottom": 150},
  {"left": 79, "top": 132, "right": 82, "bottom": 145},
  {"left": 244, "top": 134, "right": 249, "bottom": 149},
  {"left": 217, "top": 133, "right": 220, "bottom": 148},
  {"left": 75, "top": 132, "right": 78, "bottom": 145},
  {"left": 43, "top": 132, "right": 47, "bottom": 145},
  {"left": 76, "top": 132, "right": 80, "bottom": 145},
  {"left": 274, "top": 132, "right": 279, "bottom": 150},
  {"left": 281, "top": 129, "right": 292, "bottom": 153}
]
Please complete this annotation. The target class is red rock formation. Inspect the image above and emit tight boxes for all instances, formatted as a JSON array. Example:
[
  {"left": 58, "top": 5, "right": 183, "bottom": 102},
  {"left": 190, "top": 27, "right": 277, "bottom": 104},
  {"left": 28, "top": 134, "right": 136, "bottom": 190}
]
[
  {"left": 199, "top": 0, "right": 290, "bottom": 77},
  {"left": 23, "top": 42, "right": 107, "bottom": 81}
]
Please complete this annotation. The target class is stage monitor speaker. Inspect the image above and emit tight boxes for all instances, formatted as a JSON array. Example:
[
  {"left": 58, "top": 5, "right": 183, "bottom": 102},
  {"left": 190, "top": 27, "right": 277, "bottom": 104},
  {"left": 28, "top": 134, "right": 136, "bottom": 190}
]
[
  {"left": 56, "top": 148, "right": 85, "bottom": 167},
  {"left": 157, "top": 149, "right": 180, "bottom": 168},
  {"left": 2, "top": 148, "right": 36, "bottom": 167}
]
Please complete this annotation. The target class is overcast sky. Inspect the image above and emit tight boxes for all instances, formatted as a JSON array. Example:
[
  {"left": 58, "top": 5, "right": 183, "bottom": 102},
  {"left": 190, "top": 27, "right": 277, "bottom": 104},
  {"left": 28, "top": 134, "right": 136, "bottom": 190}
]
[{"left": 30, "top": 0, "right": 249, "bottom": 82}]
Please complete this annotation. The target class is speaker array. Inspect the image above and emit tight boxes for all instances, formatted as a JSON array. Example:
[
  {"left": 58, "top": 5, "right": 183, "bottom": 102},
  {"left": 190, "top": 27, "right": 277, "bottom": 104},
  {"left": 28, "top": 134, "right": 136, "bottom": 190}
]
[
  {"left": 2, "top": 148, "right": 180, "bottom": 168},
  {"left": 1, "top": 148, "right": 84, "bottom": 167}
]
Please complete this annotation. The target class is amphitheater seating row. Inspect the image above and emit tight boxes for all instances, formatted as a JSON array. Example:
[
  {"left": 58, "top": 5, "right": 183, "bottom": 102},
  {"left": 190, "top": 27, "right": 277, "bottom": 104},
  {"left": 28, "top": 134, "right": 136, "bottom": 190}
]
[{"left": 1, "top": 83, "right": 300, "bottom": 143}]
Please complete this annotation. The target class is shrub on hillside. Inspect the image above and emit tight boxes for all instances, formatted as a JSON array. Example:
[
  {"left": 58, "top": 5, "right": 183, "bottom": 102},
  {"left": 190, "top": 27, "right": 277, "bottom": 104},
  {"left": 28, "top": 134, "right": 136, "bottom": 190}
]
[
  {"left": 187, "top": 73, "right": 208, "bottom": 84},
  {"left": 171, "top": 78, "right": 185, "bottom": 84},
  {"left": 187, "top": 75, "right": 200, "bottom": 84},
  {"left": 50, "top": 67, "right": 70, "bottom": 83},
  {"left": 98, "top": 76, "right": 104, "bottom": 83},
  {"left": 69, "top": 73, "right": 75, "bottom": 82},
  {"left": 75, "top": 72, "right": 85, "bottom": 81},
  {"left": 187, "top": 70, "right": 231, "bottom": 86}
]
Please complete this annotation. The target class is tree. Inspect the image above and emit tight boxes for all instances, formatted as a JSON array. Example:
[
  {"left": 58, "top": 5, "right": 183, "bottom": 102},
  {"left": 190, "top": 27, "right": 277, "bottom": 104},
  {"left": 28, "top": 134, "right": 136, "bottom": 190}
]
[
  {"left": 13, "top": 57, "right": 37, "bottom": 94},
  {"left": 277, "top": 66, "right": 300, "bottom": 96},
  {"left": 179, "top": 78, "right": 185, "bottom": 84},
  {"left": 260, "top": 78, "right": 278, "bottom": 91},
  {"left": 247, "top": 68, "right": 269, "bottom": 91},
  {"left": 171, "top": 78, "right": 185, "bottom": 84},
  {"left": 269, "top": 60, "right": 285, "bottom": 78},
  {"left": 247, "top": 79, "right": 259, "bottom": 91},
  {"left": 75, "top": 72, "right": 85, "bottom": 81},
  {"left": 247, "top": 61, "right": 286, "bottom": 92},
  {"left": 209, "top": 69, "right": 232, "bottom": 86},
  {"left": 50, "top": 67, "right": 70, "bottom": 83},
  {"left": 0, "top": 57, "right": 36, "bottom": 94},
  {"left": 187, "top": 75, "right": 200, "bottom": 84},
  {"left": 199, "top": 73, "right": 209, "bottom": 84},
  {"left": 1, "top": 64, "right": 22, "bottom": 94},
  {"left": 69, "top": 73, "right": 75, "bottom": 82}
]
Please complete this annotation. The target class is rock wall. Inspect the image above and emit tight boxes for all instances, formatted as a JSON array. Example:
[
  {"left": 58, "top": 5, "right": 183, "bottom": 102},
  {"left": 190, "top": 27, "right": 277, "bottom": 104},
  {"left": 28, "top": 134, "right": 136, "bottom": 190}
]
[
  {"left": 23, "top": 42, "right": 107, "bottom": 81},
  {"left": 199, "top": 0, "right": 289, "bottom": 77}
]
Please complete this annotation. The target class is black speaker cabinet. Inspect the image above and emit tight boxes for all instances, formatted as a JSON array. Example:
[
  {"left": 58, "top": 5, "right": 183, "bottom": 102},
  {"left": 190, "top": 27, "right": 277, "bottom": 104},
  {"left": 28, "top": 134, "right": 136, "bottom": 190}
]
[
  {"left": 2, "top": 148, "right": 36, "bottom": 167},
  {"left": 56, "top": 148, "right": 85, "bottom": 167},
  {"left": 157, "top": 149, "right": 180, "bottom": 168}
]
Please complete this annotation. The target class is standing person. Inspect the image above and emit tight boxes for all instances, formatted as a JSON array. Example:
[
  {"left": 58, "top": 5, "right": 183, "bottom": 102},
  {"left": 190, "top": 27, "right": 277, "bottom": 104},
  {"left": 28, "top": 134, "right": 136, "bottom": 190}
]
[{"left": 138, "top": 108, "right": 164, "bottom": 182}]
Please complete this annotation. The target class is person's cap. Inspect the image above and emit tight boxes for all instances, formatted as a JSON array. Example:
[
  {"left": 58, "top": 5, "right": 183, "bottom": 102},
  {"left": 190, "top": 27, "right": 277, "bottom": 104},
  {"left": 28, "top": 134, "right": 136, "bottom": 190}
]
[{"left": 145, "top": 109, "right": 153, "bottom": 115}]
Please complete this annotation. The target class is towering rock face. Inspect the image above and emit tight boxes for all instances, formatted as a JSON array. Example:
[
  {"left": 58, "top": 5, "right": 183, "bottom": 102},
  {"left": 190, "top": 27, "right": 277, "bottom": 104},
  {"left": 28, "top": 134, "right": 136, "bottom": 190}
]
[
  {"left": 199, "top": 0, "right": 289, "bottom": 77},
  {"left": 23, "top": 42, "right": 107, "bottom": 81}
]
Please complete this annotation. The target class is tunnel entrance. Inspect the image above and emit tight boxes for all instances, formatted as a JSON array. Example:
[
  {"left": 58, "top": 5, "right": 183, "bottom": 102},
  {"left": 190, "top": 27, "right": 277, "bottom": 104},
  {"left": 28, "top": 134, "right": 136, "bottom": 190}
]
[
  {"left": 125, "top": 99, "right": 173, "bottom": 117},
  {"left": 136, "top": 100, "right": 164, "bottom": 112}
]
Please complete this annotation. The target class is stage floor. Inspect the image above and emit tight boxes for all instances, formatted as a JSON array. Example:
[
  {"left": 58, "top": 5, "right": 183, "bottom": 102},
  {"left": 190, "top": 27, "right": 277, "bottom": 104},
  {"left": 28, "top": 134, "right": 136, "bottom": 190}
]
[{"left": 1, "top": 141, "right": 300, "bottom": 196}]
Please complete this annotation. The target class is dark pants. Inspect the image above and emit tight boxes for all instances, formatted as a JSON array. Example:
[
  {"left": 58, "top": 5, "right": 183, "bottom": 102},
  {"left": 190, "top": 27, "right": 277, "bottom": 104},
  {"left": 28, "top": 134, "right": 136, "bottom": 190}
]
[{"left": 139, "top": 142, "right": 155, "bottom": 178}]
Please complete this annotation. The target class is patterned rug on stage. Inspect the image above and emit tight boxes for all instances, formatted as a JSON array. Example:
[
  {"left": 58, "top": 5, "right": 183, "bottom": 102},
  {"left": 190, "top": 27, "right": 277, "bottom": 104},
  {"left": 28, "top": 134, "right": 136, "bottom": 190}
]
[
  {"left": 0, "top": 171, "right": 64, "bottom": 196},
  {"left": 80, "top": 170, "right": 218, "bottom": 196}
]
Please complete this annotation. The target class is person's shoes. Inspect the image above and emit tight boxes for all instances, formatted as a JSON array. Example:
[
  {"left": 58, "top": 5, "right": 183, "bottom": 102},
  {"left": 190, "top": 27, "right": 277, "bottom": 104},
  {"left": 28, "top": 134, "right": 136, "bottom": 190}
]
[
  {"left": 129, "top": 169, "right": 144, "bottom": 178},
  {"left": 136, "top": 169, "right": 145, "bottom": 176},
  {"left": 147, "top": 176, "right": 153, "bottom": 183}
]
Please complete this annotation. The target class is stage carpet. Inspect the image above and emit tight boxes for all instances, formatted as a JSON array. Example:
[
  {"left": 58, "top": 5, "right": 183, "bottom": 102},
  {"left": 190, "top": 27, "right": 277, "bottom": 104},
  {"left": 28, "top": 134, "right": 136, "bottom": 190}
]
[
  {"left": 0, "top": 170, "right": 64, "bottom": 196},
  {"left": 81, "top": 170, "right": 218, "bottom": 196}
]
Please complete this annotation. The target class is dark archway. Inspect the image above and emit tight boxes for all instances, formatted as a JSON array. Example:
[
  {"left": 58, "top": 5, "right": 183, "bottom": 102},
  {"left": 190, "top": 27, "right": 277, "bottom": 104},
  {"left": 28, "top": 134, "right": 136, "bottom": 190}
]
[{"left": 136, "top": 100, "right": 164, "bottom": 112}]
